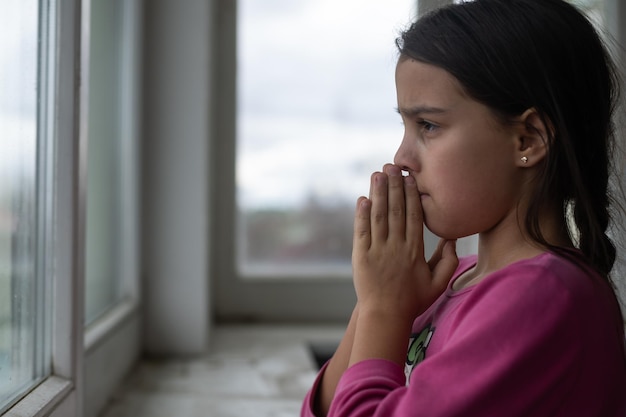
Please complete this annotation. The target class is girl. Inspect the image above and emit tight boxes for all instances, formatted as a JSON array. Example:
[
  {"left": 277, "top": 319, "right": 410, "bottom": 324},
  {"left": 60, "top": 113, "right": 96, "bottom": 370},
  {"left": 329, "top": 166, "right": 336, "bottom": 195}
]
[{"left": 301, "top": 0, "right": 626, "bottom": 416}]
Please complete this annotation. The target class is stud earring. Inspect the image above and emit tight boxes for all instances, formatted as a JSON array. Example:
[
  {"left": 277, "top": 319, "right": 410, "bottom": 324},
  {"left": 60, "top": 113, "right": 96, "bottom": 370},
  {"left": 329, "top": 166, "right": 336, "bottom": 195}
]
[{"left": 521, "top": 156, "right": 528, "bottom": 164}]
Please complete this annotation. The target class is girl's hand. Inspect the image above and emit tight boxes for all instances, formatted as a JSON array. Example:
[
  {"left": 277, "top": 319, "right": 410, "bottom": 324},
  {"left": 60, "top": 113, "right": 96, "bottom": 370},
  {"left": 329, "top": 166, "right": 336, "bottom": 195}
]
[{"left": 352, "top": 164, "right": 459, "bottom": 324}]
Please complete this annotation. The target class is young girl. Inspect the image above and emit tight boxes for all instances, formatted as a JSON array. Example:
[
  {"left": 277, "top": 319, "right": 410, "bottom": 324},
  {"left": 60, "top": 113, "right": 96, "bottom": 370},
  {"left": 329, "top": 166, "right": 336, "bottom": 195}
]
[{"left": 301, "top": 0, "right": 626, "bottom": 416}]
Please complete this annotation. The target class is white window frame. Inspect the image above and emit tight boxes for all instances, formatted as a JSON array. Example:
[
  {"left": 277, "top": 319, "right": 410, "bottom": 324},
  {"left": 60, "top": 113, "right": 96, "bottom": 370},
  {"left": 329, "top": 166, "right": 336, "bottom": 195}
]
[
  {"left": 3, "top": 0, "right": 142, "bottom": 416},
  {"left": 81, "top": 0, "right": 142, "bottom": 415},
  {"left": 212, "top": 0, "right": 452, "bottom": 322},
  {"left": 5, "top": 0, "right": 84, "bottom": 415}
]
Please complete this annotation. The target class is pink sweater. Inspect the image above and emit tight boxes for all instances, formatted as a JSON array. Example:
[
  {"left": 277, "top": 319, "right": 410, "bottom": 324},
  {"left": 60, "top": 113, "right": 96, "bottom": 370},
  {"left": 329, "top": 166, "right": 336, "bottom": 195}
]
[{"left": 302, "top": 252, "right": 626, "bottom": 416}]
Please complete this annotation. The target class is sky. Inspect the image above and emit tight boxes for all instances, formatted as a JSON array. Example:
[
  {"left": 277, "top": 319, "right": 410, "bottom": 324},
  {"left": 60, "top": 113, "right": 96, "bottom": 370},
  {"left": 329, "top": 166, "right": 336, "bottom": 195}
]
[
  {"left": 0, "top": 1, "right": 38, "bottom": 193},
  {"left": 237, "top": 0, "right": 417, "bottom": 209}
]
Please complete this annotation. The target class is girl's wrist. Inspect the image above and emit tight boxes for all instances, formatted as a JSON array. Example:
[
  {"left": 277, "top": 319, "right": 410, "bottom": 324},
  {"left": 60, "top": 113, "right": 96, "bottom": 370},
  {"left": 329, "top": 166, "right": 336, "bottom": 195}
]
[
  {"left": 349, "top": 308, "right": 414, "bottom": 367},
  {"left": 357, "top": 301, "right": 415, "bottom": 327}
]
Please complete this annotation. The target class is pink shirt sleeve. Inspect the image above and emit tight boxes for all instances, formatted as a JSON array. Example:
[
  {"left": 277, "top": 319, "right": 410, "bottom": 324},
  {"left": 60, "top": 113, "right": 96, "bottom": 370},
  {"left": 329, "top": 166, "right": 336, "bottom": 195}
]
[
  {"left": 300, "top": 362, "right": 328, "bottom": 417},
  {"left": 300, "top": 359, "right": 405, "bottom": 417}
]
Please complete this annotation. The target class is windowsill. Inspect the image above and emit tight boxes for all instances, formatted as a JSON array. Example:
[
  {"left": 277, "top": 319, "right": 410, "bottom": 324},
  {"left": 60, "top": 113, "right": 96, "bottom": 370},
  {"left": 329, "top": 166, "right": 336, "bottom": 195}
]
[
  {"left": 3, "top": 376, "right": 72, "bottom": 417},
  {"left": 98, "top": 324, "right": 345, "bottom": 416},
  {"left": 84, "top": 297, "right": 140, "bottom": 354}
]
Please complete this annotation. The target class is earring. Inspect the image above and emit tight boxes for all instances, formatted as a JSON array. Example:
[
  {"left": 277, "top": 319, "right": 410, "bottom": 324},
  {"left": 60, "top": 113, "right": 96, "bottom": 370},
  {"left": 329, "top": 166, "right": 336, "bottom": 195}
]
[{"left": 521, "top": 156, "right": 528, "bottom": 164}]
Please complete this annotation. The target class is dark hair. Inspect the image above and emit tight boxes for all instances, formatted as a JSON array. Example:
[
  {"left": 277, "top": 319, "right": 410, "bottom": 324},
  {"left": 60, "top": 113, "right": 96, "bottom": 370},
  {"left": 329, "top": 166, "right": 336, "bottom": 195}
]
[{"left": 397, "top": 0, "right": 621, "bottom": 280}]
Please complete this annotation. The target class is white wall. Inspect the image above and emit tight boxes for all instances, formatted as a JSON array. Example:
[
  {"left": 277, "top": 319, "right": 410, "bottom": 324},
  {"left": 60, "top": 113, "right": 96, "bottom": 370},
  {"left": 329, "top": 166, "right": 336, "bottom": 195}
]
[{"left": 142, "top": 0, "right": 215, "bottom": 355}]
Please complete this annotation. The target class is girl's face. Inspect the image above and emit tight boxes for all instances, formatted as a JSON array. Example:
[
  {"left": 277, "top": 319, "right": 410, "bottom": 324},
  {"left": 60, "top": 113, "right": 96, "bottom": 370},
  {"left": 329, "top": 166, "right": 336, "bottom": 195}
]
[{"left": 394, "top": 59, "right": 525, "bottom": 240}]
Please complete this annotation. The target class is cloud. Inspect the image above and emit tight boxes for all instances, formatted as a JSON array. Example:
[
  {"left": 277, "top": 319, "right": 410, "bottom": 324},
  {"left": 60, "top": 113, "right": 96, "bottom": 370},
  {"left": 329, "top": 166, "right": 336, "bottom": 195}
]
[{"left": 237, "top": 0, "right": 415, "bottom": 209}]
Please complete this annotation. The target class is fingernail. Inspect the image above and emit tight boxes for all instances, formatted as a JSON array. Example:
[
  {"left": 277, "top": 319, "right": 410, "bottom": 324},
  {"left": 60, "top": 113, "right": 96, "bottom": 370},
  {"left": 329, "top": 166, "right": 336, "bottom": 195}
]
[
  {"left": 388, "top": 165, "right": 401, "bottom": 176},
  {"left": 404, "top": 175, "right": 415, "bottom": 185}
]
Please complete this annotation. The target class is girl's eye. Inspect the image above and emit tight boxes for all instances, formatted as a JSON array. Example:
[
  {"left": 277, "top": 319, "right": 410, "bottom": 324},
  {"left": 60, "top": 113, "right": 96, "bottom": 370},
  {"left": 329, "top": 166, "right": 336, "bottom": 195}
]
[{"left": 417, "top": 120, "right": 438, "bottom": 133}]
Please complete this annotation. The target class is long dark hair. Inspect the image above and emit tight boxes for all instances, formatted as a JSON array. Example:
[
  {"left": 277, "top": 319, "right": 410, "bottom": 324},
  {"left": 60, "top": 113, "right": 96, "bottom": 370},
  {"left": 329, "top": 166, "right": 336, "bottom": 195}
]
[{"left": 397, "top": 0, "right": 621, "bottom": 281}]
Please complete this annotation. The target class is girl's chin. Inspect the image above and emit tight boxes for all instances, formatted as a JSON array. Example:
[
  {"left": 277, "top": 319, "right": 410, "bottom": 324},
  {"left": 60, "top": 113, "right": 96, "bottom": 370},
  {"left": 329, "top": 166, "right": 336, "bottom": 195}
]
[{"left": 424, "top": 222, "right": 464, "bottom": 241}]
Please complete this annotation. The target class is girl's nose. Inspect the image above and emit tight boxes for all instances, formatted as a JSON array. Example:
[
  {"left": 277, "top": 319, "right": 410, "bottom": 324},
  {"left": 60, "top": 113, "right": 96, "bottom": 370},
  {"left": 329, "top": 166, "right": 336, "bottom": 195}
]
[{"left": 393, "top": 138, "right": 416, "bottom": 173}]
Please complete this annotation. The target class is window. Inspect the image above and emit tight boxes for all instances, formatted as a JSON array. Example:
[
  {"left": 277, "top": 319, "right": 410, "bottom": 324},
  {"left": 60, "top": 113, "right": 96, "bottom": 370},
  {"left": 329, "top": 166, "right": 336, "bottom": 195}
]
[
  {"left": 1, "top": 0, "right": 141, "bottom": 415},
  {"left": 235, "top": 0, "right": 416, "bottom": 278},
  {"left": 85, "top": 0, "right": 139, "bottom": 325},
  {"left": 82, "top": 0, "right": 142, "bottom": 415},
  {"left": 0, "top": 0, "right": 51, "bottom": 411},
  {"left": 215, "top": 0, "right": 440, "bottom": 321}
]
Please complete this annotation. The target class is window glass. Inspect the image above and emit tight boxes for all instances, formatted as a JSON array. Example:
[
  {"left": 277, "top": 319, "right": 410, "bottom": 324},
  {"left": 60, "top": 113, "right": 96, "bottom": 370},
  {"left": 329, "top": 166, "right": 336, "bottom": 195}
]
[
  {"left": 0, "top": 0, "right": 50, "bottom": 411},
  {"left": 85, "top": 0, "right": 135, "bottom": 323},
  {"left": 237, "top": 0, "right": 417, "bottom": 277}
]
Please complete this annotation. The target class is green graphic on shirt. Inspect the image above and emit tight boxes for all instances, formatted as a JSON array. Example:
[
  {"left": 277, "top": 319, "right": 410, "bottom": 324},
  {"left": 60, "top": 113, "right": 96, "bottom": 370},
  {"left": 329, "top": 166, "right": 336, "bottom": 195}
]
[{"left": 407, "top": 324, "right": 434, "bottom": 368}]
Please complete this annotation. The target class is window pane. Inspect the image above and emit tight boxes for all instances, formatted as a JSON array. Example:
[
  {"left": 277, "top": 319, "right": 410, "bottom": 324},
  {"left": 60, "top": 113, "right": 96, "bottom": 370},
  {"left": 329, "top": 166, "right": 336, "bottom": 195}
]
[
  {"left": 237, "top": 0, "right": 416, "bottom": 277},
  {"left": 85, "top": 0, "right": 134, "bottom": 323},
  {"left": 0, "top": 0, "right": 50, "bottom": 411}
]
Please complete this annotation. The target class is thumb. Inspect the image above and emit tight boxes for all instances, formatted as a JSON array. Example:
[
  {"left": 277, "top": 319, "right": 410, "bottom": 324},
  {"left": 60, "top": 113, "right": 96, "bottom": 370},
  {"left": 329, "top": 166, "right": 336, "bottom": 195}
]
[{"left": 431, "top": 239, "right": 459, "bottom": 288}]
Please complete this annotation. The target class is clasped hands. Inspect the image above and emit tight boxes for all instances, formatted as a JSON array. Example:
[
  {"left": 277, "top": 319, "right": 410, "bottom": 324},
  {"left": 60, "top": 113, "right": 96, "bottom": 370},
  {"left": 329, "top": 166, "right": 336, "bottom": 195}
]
[{"left": 352, "top": 164, "right": 459, "bottom": 325}]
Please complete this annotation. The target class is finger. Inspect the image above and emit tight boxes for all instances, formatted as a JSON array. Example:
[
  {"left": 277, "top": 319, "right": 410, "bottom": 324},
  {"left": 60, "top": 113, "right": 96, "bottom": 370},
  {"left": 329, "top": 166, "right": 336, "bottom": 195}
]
[
  {"left": 404, "top": 174, "right": 424, "bottom": 249},
  {"left": 370, "top": 171, "right": 389, "bottom": 241},
  {"left": 384, "top": 164, "right": 406, "bottom": 239},
  {"left": 427, "top": 238, "right": 447, "bottom": 270},
  {"left": 353, "top": 196, "right": 372, "bottom": 252},
  {"left": 430, "top": 240, "right": 459, "bottom": 289}
]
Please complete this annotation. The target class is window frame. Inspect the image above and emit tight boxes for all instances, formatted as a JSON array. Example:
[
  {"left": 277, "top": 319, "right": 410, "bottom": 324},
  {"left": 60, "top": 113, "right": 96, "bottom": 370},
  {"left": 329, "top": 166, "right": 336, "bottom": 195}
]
[
  {"left": 5, "top": 0, "right": 85, "bottom": 414},
  {"left": 212, "top": 0, "right": 353, "bottom": 322},
  {"left": 212, "top": 0, "right": 448, "bottom": 323},
  {"left": 81, "top": 0, "right": 142, "bottom": 415},
  {"left": 3, "top": 0, "right": 142, "bottom": 416}
]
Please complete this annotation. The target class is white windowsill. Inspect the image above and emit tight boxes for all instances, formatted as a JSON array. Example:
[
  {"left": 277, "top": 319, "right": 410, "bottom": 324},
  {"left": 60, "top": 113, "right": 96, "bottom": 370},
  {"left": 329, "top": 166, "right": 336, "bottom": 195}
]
[
  {"left": 3, "top": 376, "right": 72, "bottom": 417},
  {"left": 84, "top": 297, "right": 139, "bottom": 353}
]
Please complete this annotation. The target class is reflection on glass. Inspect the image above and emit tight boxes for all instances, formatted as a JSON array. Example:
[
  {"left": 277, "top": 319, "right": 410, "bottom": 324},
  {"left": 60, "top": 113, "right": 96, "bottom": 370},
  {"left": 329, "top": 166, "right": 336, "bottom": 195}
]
[
  {"left": 85, "top": 0, "right": 133, "bottom": 324},
  {"left": 0, "top": 0, "right": 48, "bottom": 411},
  {"left": 237, "top": 0, "right": 416, "bottom": 277}
]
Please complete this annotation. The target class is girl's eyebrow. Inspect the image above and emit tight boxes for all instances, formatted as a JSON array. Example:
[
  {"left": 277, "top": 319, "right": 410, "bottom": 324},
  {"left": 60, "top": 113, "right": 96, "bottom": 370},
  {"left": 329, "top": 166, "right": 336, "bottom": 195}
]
[{"left": 395, "top": 105, "right": 448, "bottom": 117}]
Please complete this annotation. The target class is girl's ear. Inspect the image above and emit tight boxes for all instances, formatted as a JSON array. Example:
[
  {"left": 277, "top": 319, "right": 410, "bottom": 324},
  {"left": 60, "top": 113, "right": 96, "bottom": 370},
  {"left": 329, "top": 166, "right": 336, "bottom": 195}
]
[{"left": 515, "top": 108, "right": 551, "bottom": 168}]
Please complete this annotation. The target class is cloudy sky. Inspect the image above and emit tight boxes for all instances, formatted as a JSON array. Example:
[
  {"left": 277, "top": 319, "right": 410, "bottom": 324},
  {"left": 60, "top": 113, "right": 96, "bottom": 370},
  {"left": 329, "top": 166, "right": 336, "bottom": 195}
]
[
  {"left": 0, "top": 1, "right": 38, "bottom": 194},
  {"left": 237, "top": 0, "right": 417, "bottom": 209}
]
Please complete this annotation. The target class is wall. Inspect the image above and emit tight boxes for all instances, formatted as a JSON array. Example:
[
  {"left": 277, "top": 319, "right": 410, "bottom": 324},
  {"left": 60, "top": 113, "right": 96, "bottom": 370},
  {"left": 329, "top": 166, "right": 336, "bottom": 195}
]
[{"left": 142, "top": 0, "right": 214, "bottom": 355}]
